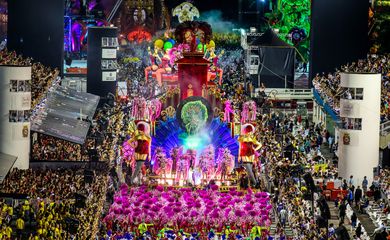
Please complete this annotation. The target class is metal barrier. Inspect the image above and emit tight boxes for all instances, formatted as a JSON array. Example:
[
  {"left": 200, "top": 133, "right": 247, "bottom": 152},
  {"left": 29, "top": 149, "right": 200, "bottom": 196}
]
[
  {"left": 258, "top": 88, "right": 313, "bottom": 100},
  {"left": 380, "top": 120, "right": 390, "bottom": 136},
  {"left": 29, "top": 160, "right": 110, "bottom": 171}
]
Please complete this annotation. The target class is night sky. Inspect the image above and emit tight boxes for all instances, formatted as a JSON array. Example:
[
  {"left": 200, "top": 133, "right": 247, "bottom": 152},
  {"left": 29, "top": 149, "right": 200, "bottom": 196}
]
[{"left": 100, "top": 0, "right": 262, "bottom": 25}]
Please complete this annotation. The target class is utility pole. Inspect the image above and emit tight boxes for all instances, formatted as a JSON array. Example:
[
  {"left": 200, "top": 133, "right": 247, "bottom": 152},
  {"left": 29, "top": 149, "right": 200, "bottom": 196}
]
[{"left": 238, "top": 0, "right": 243, "bottom": 24}]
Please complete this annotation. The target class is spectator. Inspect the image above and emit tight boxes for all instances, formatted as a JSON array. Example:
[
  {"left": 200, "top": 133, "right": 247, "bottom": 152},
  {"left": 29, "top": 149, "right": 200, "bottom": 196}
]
[
  {"left": 355, "top": 223, "right": 362, "bottom": 238},
  {"left": 359, "top": 195, "right": 370, "bottom": 214},
  {"left": 348, "top": 175, "right": 354, "bottom": 188},
  {"left": 279, "top": 208, "right": 288, "bottom": 227},
  {"left": 347, "top": 188, "right": 354, "bottom": 206},
  {"left": 351, "top": 212, "right": 357, "bottom": 228},
  {"left": 362, "top": 176, "right": 369, "bottom": 193},
  {"left": 329, "top": 223, "right": 336, "bottom": 237},
  {"left": 16, "top": 217, "right": 24, "bottom": 238},
  {"left": 335, "top": 222, "right": 350, "bottom": 240},
  {"left": 355, "top": 186, "right": 363, "bottom": 206},
  {"left": 339, "top": 200, "right": 347, "bottom": 223},
  {"left": 342, "top": 179, "right": 348, "bottom": 190}
]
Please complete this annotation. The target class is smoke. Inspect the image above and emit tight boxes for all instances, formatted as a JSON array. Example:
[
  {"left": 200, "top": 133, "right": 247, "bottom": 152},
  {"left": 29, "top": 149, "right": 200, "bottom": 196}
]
[{"left": 199, "top": 10, "right": 236, "bottom": 33}]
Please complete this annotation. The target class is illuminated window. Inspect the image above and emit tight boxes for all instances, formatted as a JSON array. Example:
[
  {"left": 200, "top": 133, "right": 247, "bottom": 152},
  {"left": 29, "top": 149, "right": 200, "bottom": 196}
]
[
  {"left": 9, "top": 80, "right": 31, "bottom": 92},
  {"left": 341, "top": 87, "right": 363, "bottom": 100},
  {"left": 9, "top": 110, "right": 30, "bottom": 123},
  {"left": 341, "top": 117, "right": 362, "bottom": 130}
]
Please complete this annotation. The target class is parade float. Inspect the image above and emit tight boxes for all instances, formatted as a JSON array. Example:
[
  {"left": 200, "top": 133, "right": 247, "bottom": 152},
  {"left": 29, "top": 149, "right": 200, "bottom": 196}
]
[
  {"left": 119, "top": 14, "right": 266, "bottom": 189},
  {"left": 105, "top": 3, "right": 272, "bottom": 238}
]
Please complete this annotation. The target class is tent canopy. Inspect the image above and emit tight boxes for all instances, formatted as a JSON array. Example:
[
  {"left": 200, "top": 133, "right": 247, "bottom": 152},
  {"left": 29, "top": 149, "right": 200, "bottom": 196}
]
[{"left": 30, "top": 85, "right": 100, "bottom": 144}]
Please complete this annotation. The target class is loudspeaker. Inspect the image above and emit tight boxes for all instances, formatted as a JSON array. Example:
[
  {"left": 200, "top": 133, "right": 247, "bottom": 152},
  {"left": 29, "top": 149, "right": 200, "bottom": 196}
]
[
  {"left": 303, "top": 173, "right": 316, "bottom": 192},
  {"left": 87, "top": 27, "right": 118, "bottom": 97},
  {"left": 74, "top": 193, "right": 86, "bottom": 208},
  {"left": 64, "top": 217, "right": 80, "bottom": 234},
  {"left": 88, "top": 149, "right": 99, "bottom": 162},
  {"left": 84, "top": 169, "right": 94, "bottom": 183},
  {"left": 8, "top": 0, "right": 64, "bottom": 73},
  {"left": 309, "top": 0, "right": 368, "bottom": 84}
]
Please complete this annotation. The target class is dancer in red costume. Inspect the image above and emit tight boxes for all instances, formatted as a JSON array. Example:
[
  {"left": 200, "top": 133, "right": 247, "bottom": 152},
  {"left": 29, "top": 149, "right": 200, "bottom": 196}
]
[
  {"left": 238, "top": 124, "right": 261, "bottom": 187},
  {"left": 128, "top": 121, "right": 151, "bottom": 185}
]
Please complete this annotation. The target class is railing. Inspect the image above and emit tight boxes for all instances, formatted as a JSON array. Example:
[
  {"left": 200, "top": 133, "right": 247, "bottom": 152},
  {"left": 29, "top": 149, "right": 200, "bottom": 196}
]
[
  {"left": 380, "top": 120, "right": 390, "bottom": 149},
  {"left": 380, "top": 120, "right": 390, "bottom": 136},
  {"left": 259, "top": 88, "right": 313, "bottom": 100},
  {"left": 313, "top": 88, "right": 340, "bottom": 122}
]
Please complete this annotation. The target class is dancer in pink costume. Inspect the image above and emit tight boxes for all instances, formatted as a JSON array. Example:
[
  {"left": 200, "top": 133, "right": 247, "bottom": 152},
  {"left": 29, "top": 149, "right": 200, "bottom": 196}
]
[
  {"left": 122, "top": 139, "right": 136, "bottom": 178},
  {"left": 175, "top": 150, "right": 192, "bottom": 185},
  {"left": 216, "top": 148, "right": 235, "bottom": 183},
  {"left": 240, "top": 100, "right": 257, "bottom": 123},
  {"left": 147, "top": 99, "right": 162, "bottom": 135},
  {"left": 223, "top": 100, "right": 234, "bottom": 123},
  {"left": 169, "top": 146, "right": 183, "bottom": 175},
  {"left": 152, "top": 147, "right": 172, "bottom": 180},
  {"left": 197, "top": 145, "right": 216, "bottom": 184},
  {"left": 131, "top": 97, "right": 148, "bottom": 120},
  {"left": 103, "top": 185, "right": 273, "bottom": 238}
]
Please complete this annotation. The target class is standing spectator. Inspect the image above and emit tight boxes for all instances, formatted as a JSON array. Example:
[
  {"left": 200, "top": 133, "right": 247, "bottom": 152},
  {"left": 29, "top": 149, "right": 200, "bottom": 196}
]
[
  {"left": 350, "top": 212, "right": 357, "bottom": 228},
  {"left": 355, "top": 186, "right": 363, "bottom": 206},
  {"left": 374, "top": 187, "right": 382, "bottom": 202},
  {"left": 347, "top": 188, "right": 354, "bottom": 206},
  {"left": 328, "top": 223, "right": 335, "bottom": 237},
  {"left": 335, "top": 222, "right": 350, "bottom": 240},
  {"left": 279, "top": 208, "right": 288, "bottom": 227},
  {"left": 355, "top": 223, "right": 362, "bottom": 238},
  {"left": 342, "top": 179, "right": 348, "bottom": 190},
  {"left": 339, "top": 201, "right": 347, "bottom": 223},
  {"left": 348, "top": 175, "right": 354, "bottom": 188},
  {"left": 328, "top": 135, "right": 334, "bottom": 151},
  {"left": 16, "top": 217, "right": 24, "bottom": 239},
  {"left": 316, "top": 133, "right": 323, "bottom": 149},
  {"left": 362, "top": 176, "right": 368, "bottom": 194}
]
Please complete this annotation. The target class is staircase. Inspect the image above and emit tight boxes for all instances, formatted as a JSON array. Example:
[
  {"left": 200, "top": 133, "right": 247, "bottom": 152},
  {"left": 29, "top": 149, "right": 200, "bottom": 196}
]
[{"left": 268, "top": 208, "right": 294, "bottom": 238}]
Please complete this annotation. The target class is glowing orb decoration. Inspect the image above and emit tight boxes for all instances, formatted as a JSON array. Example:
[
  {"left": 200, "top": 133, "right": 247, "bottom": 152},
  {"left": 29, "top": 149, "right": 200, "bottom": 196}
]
[
  {"left": 176, "top": 96, "right": 213, "bottom": 135},
  {"left": 183, "top": 135, "right": 202, "bottom": 149},
  {"left": 172, "top": 2, "right": 200, "bottom": 23}
]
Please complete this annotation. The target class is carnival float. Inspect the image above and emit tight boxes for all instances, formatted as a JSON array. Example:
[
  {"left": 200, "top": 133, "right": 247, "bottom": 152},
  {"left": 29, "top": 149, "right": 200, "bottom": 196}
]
[
  {"left": 104, "top": 2, "right": 272, "bottom": 239},
  {"left": 118, "top": 9, "right": 264, "bottom": 189}
]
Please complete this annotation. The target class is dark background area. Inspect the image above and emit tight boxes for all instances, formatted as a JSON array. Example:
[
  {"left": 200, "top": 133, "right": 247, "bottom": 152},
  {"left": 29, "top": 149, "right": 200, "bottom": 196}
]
[
  {"left": 8, "top": 0, "right": 64, "bottom": 73},
  {"left": 309, "top": 0, "right": 368, "bottom": 84}
]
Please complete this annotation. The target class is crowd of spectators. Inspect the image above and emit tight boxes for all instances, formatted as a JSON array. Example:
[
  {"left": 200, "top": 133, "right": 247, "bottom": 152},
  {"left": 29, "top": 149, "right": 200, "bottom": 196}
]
[
  {"left": 31, "top": 133, "right": 90, "bottom": 161},
  {"left": 313, "top": 54, "right": 390, "bottom": 123},
  {"left": 31, "top": 105, "right": 124, "bottom": 162},
  {"left": 257, "top": 114, "right": 326, "bottom": 239},
  {"left": 255, "top": 112, "right": 379, "bottom": 239},
  {"left": 30, "top": 63, "right": 59, "bottom": 109},
  {"left": 379, "top": 168, "right": 390, "bottom": 204},
  {"left": 0, "top": 49, "right": 59, "bottom": 109},
  {"left": 0, "top": 168, "right": 109, "bottom": 239}
]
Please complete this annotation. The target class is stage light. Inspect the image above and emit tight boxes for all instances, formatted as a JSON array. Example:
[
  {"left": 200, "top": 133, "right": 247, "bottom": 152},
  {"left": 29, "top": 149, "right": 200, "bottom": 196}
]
[{"left": 183, "top": 135, "right": 202, "bottom": 149}]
